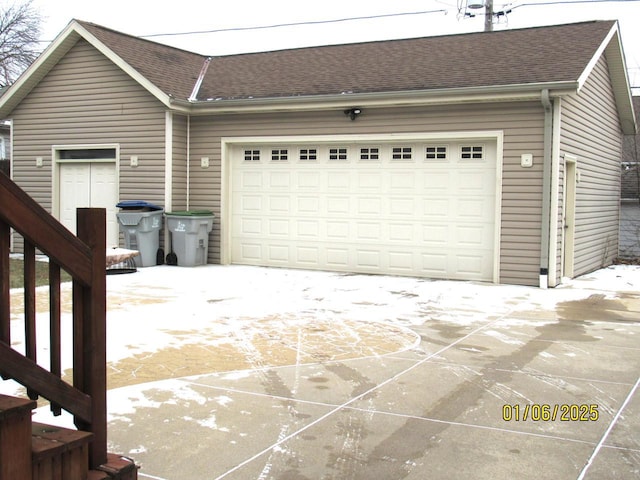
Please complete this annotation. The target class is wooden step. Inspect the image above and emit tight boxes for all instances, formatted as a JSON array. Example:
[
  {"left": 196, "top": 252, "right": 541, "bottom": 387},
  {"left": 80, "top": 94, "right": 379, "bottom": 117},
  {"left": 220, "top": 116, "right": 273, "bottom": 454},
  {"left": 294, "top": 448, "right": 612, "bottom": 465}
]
[
  {"left": 90, "top": 454, "right": 138, "bottom": 480},
  {"left": 1, "top": 394, "right": 137, "bottom": 480},
  {"left": 31, "top": 424, "right": 138, "bottom": 480},
  {"left": 0, "top": 394, "right": 37, "bottom": 480},
  {"left": 31, "top": 422, "right": 93, "bottom": 480}
]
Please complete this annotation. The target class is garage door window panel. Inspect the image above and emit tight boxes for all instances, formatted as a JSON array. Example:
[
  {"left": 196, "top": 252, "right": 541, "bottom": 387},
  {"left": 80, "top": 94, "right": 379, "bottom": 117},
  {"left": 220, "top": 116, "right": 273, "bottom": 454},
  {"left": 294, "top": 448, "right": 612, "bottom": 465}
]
[
  {"left": 271, "top": 149, "right": 289, "bottom": 161},
  {"left": 299, "top": 148, "right": 318, "bottom": 162},
  {"left": 359, "top": 147, "right": 380, "bottom": 162},
  {"left": 244, "top": 149, "right": 261, "bottom": 162},
  {"left": 329, "top": 147, "right": 349, "bottom": 161},
  {"left": 425, "top": 146, "right": 449, "bottom": 161},
  {"left": 392, "top": 146, "right": 413, "bottom": 161},
  {"left": 460, "top": 145, "right": 485, "bottom": 161}
]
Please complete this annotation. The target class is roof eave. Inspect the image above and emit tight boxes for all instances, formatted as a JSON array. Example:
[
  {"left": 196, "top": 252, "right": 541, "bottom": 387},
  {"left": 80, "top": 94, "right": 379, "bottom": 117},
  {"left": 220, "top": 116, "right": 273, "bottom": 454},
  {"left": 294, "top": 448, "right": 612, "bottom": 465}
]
[
  {"left": 0, "top": 20, "right": 175, "bottom": 119},
  {"left": 0, "top": 21, "right": 80, "bottom": 118},
  {"left": 577, "top": 21, "right": 636, "bottom": 135},
  {"left": 172, "top": 82, "right": 579, "bottom": 114}
]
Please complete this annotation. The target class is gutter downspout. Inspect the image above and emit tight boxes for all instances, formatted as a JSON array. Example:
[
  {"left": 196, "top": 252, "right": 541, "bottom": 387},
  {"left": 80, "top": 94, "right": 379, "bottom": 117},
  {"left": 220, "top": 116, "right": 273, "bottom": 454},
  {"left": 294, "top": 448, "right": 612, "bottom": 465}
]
[
  {"left": 186, "top": 115, "right": 190, "bottom": 210},
  {"left": 539, "top": 89, "right": 553, "bottom": 289},
  {"left": 185, "top": 57, "right": 209, "bottom": 211}
]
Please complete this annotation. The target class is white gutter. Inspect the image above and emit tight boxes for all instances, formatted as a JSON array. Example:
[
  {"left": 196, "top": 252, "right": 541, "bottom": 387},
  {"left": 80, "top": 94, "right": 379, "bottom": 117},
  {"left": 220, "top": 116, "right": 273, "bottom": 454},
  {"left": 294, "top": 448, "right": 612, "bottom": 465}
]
[
  {"left": 170, "top": 81, "right": 580, "bottom": 115},
  {"left": 539, "top": 89, "right": 553, "bottom": 289},
  {"left": 547, "top": 99, "right": 562, "bottom": 287},
  {"left": 186, "top": 115, "right": 190, "bottom": 210}
]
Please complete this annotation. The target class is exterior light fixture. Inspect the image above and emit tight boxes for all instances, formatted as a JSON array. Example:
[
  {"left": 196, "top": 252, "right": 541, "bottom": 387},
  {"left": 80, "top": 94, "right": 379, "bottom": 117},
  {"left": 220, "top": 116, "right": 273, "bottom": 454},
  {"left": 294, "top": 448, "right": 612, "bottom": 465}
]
[
  {"left": 467, "top": 0, "right": 485, "bottom": 8},
  {"left": 344, "top": 108, "right": 362, "bottom": 120}
]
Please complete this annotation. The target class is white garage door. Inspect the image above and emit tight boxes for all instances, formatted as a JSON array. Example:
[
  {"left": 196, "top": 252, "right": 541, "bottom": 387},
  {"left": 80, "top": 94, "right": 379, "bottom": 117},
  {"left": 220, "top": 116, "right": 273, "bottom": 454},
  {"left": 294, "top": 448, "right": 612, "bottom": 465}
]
[
  {"left": 59, "top": 163, "right": 119, "bottom": 247},
  {"left": 230, "top": 139, "right": 497, "bottom": 281}
]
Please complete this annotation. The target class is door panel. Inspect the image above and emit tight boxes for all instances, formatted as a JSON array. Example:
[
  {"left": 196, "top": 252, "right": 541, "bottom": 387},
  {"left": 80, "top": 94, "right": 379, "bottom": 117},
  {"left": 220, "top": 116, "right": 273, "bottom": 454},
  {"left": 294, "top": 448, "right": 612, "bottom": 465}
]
[{"left": 59, "top": 163, "right": 118, "bottom": 246}]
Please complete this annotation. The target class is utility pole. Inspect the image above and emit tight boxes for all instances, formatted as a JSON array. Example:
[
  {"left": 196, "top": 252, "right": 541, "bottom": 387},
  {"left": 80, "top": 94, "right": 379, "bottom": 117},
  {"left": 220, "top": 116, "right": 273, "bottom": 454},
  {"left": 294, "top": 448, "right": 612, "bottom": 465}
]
[{"left": 484, "top": 0, "right": 494, "bottom": 32}]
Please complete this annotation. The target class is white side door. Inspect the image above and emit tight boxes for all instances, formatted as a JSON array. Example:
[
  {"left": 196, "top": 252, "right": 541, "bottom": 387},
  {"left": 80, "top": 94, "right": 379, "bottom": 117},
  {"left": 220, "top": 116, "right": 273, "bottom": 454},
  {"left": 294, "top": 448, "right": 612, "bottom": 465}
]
[{"left": 59, "top": 163, "right": 119, "bottom": 246}]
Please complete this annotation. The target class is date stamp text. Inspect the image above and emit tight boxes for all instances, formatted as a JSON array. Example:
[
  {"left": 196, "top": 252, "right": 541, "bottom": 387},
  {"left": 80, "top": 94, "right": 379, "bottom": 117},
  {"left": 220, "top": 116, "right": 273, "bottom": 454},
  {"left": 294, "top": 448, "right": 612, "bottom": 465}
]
[{"left": 502, "top": 404, "right": 599, "bottom": 422}]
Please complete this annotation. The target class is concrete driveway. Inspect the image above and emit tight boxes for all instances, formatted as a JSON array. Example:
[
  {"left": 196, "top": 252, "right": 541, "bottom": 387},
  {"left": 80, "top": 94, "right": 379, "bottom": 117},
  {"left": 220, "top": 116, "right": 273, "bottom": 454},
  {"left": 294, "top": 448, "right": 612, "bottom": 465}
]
[{"left": 29, "top": 264, "right": 640, "bottom": 479}]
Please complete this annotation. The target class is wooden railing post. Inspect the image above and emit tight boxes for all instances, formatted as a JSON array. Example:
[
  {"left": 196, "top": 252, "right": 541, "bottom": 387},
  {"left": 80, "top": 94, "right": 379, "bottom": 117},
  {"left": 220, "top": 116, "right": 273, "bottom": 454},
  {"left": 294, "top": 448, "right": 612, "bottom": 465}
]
[
  {"left": 0, "top": 219, "right": 9, "bottom": 347},
  {"left": 74, "top": 208, "right": 107, "bottom": 468}
]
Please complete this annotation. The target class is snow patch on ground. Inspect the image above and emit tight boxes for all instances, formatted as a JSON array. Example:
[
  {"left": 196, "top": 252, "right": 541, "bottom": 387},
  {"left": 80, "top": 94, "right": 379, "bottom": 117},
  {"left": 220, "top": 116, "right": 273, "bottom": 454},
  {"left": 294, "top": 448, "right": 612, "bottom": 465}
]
[{"left": 3, "top": 264, "right": 639, "bottom": 406}]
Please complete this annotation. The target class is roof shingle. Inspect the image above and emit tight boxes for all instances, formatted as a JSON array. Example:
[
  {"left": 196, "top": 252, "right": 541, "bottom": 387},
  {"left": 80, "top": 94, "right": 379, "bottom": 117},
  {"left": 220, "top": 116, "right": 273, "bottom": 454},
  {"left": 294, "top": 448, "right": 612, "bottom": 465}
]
[
  {"left": 79, "top": 21, "right": 207, "bottom": 100},
  {"left": 79, "top": 20, "right": 616, "bottom": 102}
]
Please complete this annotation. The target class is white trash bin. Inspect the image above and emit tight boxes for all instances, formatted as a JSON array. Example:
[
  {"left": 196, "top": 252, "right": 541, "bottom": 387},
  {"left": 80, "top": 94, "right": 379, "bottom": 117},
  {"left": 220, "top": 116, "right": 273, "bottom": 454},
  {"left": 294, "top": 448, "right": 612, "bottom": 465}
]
[{"left": 164, "top": 210, "right": 215, "bottom": 267}]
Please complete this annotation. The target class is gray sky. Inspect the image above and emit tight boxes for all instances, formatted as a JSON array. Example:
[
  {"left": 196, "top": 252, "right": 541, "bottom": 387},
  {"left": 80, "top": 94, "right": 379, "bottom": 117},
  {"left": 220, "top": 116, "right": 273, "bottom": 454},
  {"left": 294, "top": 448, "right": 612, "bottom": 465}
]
[{"left": 32, "top": 0, "right": 640, "bottom": 93}]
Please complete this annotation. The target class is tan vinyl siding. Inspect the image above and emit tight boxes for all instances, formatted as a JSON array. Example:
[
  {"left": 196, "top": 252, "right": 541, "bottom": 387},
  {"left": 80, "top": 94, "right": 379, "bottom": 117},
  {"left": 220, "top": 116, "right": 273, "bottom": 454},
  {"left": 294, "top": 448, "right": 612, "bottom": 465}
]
[
  {"left": 171, "top": 114, "right": 188, "bottom": 210},
  {"left": 189, "top": 101, "right": 545, "bottom": 285},
  {"left": 10, "top": 39, "right": 167, "bottom": 251},
  {"left": 559, "top": 55, "right": 622, "bottom": 277}
]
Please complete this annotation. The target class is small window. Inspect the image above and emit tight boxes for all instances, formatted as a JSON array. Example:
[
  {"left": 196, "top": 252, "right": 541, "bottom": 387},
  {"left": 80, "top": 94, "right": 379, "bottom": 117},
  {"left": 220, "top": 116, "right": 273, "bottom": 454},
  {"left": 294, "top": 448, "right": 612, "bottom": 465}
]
[
  {"left": 58, "top": 148, "right": 116, "bottom": 160},
  {"left": 360, "top": 147, "right": 380, "bottom": 161},
  {"left": 271, "top": 149, "right": 288, "bottom": 161},
  {"left": 461, "top": 145, "right": 484, "bottom": 160},
  {"left": 392, "top": 147, "right": 412, "bottom": 160},
  {"left": 329, "top": 147, "right": 348, "bottom": 161},
  {"left": 299, "top": 148, "right": 317, "bottom": 161},
  {"left": 426, "top": 146, "right": 448, "bottom": 161},
  {"left": 244, "top": 149, "right": 260, "bottom": 162}
]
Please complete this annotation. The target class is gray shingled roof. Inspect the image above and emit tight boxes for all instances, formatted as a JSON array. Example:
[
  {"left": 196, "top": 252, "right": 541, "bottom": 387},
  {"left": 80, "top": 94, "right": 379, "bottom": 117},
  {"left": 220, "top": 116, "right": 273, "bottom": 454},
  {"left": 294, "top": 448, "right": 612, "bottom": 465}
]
[
  {"left": 80, "top": 20, "right": 615, "bottom": 103},
  {"left": 199, "top": 21, "right": 615, "bottom": 101},
  {"left": 79, "top": 21, "right": 207, "bottom": 100}
]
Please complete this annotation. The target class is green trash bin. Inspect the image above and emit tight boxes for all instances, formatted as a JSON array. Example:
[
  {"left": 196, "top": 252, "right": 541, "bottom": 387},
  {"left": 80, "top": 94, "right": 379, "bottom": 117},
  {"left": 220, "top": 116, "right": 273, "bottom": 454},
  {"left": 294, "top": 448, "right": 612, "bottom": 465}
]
[{"left": 164, "top": 210, "right": 215, "bottom": 267}]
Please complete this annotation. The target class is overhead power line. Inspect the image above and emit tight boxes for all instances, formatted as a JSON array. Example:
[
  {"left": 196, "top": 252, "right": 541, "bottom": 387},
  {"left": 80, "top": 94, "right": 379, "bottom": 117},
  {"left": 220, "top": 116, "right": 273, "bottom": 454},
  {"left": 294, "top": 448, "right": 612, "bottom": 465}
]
[
  {"left": 141, "top": 9, "right": 448, "bottom": 39},
  {"left": 36, "top": 0, "right": 640, "bottom": 45}
]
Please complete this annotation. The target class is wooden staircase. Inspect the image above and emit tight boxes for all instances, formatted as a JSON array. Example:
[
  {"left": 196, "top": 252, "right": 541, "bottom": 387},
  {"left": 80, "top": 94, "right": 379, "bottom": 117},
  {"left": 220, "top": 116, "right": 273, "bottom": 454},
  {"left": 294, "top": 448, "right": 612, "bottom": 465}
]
[
  {"left": 0, "top": 173, "right": 138, "bottom": 479},
  {"left": 1, "top": 394, "right": 137, "bottom": 480}
]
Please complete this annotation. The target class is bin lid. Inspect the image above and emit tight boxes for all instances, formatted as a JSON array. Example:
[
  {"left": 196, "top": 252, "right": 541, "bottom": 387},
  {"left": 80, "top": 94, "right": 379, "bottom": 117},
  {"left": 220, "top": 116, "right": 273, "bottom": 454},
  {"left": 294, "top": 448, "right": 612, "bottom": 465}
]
[
  {"left": 165, "top": 210, "right": 215, "bottom": 217},
  {"left": 116, "top": 200, "right": 163, "bottom": 211}
]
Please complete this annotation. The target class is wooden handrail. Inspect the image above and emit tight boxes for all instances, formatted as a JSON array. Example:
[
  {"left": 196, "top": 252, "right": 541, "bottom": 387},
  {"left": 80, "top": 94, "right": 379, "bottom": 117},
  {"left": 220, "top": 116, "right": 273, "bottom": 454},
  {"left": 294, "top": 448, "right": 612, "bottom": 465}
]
[
  {"left": 0, "top": 173, "right": 107, "bottom": 468},
  {"left": 0, "top": 173, "right": 92, "bottom": 285}
]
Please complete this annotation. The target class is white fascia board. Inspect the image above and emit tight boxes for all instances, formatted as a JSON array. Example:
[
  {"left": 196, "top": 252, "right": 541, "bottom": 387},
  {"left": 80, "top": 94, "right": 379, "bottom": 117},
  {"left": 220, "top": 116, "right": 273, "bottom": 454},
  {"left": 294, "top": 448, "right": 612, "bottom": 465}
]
[
  {"left": 73, "top": 21, "right": 173, "bottom": 109},
  {"left": 177, "top": 82, "right": 578, "bottom": 115},
  {"left": 576, "top": 22, "right": 636, "bottom": 134},
  {"left": 0, "top": 20, "right": 174, "bottom": 117},
  {"left": 0, "top": 21, "right": 80, "bottom": 117},
  {"left": 577, "top": 23, "right": 618, "bottom": 90}
]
